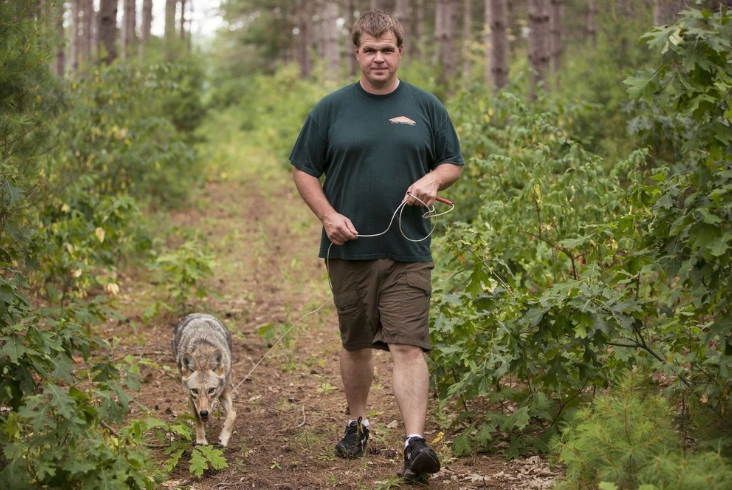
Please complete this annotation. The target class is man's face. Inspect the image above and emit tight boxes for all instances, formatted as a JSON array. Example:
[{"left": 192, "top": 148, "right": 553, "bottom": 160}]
[{"left": 355, "top": 32, "right": 403, "bottom": 93}]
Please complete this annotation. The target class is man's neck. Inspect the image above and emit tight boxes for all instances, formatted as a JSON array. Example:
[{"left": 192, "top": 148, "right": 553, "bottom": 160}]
[{"left": 359, "top": 78, "right": 400, "bottom": 95}]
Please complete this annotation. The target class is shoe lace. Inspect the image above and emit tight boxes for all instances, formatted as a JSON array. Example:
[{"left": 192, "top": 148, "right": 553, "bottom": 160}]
[
  {"left": 406, "top": 436, "right": 427, "bottom": 458},
  {"left": 344, "top": 416, "right": 367, "bottom": 445}
]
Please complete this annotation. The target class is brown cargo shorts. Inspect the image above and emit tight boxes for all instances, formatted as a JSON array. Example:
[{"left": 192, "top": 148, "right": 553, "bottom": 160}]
[{"left": 327, "top": 259, "right": 434, "bottom": 352}]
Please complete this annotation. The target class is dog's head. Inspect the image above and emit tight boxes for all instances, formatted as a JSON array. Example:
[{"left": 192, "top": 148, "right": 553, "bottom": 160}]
[{"left": 179, "top": 345, "right": 227, "bottom": 423}]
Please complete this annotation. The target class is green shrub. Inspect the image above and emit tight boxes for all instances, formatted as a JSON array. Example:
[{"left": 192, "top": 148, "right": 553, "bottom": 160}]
[
  {"left": 146, "top": 228, "right": 216, "bottom": 315},
  {"left": 551, "top": 375, "right": 732, "bottom": 490}
]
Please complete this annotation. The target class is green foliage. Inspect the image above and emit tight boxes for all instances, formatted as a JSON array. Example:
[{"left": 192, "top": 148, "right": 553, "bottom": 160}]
[
  {"left": 1, "top": 3, "right": 209, "bottom": 487},
  {"left": 551, "top": 374, "right": 732, "bottom": 490},
  {"left": 147, "top": 228, "right": 216, "bottom": 314},
  {"left": 1, "top": 0, "right": 66, "bottom": 266},
  {"left": 622, "top": 5, "right": 732, "bottom": 431},
  {"left": 625, "top": 7, "right": 732, "bottom": 171},
  {"left": 431, "top": 93, "right": 653, "bottom": 456},
  {"left": 431, "top": 4, "right": 732, "bottom": 461},
  {"left": 549, "top": 0, "right": 655, "bottom": 162},
  {"left": 157, "top": 417, "right": 228, "bottom": 477},
  {"left": 61, "top": 63, "right": 202, "bottom": 209},
  {"left": 226, "top": 64, "right": 328, "bottom": 163},
  {"left": 625, "top": 7, "right": 732, "bottom": 160},
  {"left": 0, "top": 309, "right": 159, "bottom": 489},
  {"left": 157, "top": 57, "right": 209, "bottom": 134},
  {"left": 36, "top": 194, "right": 151, "bottom": 305}
]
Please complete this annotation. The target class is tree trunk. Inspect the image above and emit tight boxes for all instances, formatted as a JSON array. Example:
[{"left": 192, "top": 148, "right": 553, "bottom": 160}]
[
  {"left": 370, "top": 0, "right": 381, "bottom": 10},
  {"left": 528, "top": 0, "right": 550, "bottom": 99},
  {"left": 550, "top": 0, "right": 563, "bottom": 75},
  {"left": 489, "top": 0, "right": 509, "bottom": 92},
  {"left": 395, "top": 0, "right": 410, "bottom": 47},
  {"left": 324, "top": 1, "right": 340, "bottom": 80},
  {"left": 436, "top": 0, "right": 458, "bottom": 87},
  {"left": 345, "top": 0, "right": 356, "bottom": 78},
  {"left": 81, "top": 0, "right": 93, "bottom": 65},
  {"left": 165, "top": 0, "right": 177, "bottom": 55},
  {"left": 484, "top": 0, "right": 491, "bottom": 85},
  {"left": 462, "top": 0, "right": 472, "bottom": 84},
  {"left": 315, "top": 0, "right": 325, "bottom": 60},
  {"left": 122, "top": 0, "right": 136, "bottom": 59},
  {"left": 98, "top": 0, "right": 118, "bottom": 65},
  {"left": 654, "top": 0, "right": 688, "bottom": 25},
  {"left": 54, "top": 1, "right": 66, "bottom": 76},
  {"left": 415, "top": 0, "right": 425, "bottom": 62},
  {"left": 140, "top": 0, "right": 152, "bottom": 58},
  {"left": 180, "top": 0, "right": 186, "bottom": 40},
  {"left": 70, "top": 0, "right": 80, "bottom": 73},
  {"left": 296, "top": 0, "right": 312, "bottom": 79},
  {"left": 587, "top": 0, "right": 598, "bottom": 48}
]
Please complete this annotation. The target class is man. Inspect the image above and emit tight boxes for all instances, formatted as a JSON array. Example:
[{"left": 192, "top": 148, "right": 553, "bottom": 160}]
[{"left": 289, "top": 9, "right": 463, "bottom": 482}]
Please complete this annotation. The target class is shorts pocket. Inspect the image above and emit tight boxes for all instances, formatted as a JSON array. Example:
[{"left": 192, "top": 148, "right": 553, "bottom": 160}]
[
  {"left": 333, "top": 290, "right": 361, "bottom": 313},
  {"left": 333, "top": 290, "right": 369, "bottom": 349},
  {"left": 406, "top": 272, "right": 432, "bottom": 297}
]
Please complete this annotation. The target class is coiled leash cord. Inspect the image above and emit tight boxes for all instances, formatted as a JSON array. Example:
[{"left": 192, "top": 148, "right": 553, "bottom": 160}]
[{"left": 230, "top": 194, "right": 455, "bottom": 394}]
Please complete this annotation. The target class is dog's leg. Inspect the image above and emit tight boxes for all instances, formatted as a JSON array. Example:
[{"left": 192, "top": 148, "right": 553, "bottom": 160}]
[
  {"left": 218, "top": 388, "right": 237, "bottom": 447},
  {"left": 189, "top": 397, "right": 208, "bottom": 445}
]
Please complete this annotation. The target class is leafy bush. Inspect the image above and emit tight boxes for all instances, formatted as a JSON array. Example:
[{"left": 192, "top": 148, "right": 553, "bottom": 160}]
[
  {"left": 431, "top": 93, "right": 650, "bottom": 457},
  {"left": 146, "top": 228, "right": 216, "bottom": 316},
  {"left": 0, "top": 306, "right": 156, "bottom": 489},
  {"left": 1, "top": 2, "right": 210, "bottom": 487},
  {"left": 429, "top": 4, "right": 732, "bottom": 460},
  {"left": 61, "top": 63, "right": 201, "bottom": 209}
]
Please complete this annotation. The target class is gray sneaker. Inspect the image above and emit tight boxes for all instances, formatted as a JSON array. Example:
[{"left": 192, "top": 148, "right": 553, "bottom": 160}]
[
  {"left": 335, "top": 417, "right": 369, "bottom": 459},
  {"left": 401, "top": 436, "right": 440, "bottom": 481}
]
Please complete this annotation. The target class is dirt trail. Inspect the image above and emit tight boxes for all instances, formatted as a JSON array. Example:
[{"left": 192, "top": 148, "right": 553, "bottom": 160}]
[{"left": 113, "top": 165, "right": 555, "bottom": 489}]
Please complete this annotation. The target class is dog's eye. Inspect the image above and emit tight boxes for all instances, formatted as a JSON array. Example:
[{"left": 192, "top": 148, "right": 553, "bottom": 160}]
[
  {"left": 191, "top": 389, "right": 198, "bottom": 395},
  {"left": 208, "top": 388, "right": 216, "bottom": 395}
]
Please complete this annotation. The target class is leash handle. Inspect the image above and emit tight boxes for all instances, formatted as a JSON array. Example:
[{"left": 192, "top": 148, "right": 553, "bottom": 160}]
[
  {"left": 435, "top": 196, "right": 454, "bottom": 206},
  {"left": 407, "top": 192, "right": 454, "bottom": 206}
]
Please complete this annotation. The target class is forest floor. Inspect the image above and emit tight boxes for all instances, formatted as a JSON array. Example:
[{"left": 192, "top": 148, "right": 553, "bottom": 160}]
[{"left": 108, "top": 128, "right": 560, "bottom": 489}]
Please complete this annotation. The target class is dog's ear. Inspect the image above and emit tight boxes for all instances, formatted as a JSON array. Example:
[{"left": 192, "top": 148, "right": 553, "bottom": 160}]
[
  {"left": 209, "top": 350, "right": 225, "bottom": 375},
  {"left": 180, "top": 352, "right": 198, "bottom": 375}
]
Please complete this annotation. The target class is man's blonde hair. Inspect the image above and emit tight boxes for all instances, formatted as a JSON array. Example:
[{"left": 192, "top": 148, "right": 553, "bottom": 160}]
[{"left": 352, "top": 9, "right": 404, "bottom": 48}]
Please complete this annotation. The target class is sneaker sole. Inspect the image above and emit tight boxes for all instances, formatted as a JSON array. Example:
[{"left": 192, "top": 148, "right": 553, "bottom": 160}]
[{"left": 335, "top": 446, "right": 366, "bottom": 459}]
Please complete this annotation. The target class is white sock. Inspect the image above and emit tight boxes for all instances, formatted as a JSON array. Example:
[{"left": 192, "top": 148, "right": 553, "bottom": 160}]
[
  {"left": 405, "top": 434, "right": 423, "bottom": 447},
  {"left": 349, "top": 418, "right": 370, "bottom": 427}
]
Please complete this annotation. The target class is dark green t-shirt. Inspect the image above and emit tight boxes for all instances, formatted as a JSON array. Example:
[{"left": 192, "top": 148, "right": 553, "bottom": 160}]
[{"left": 289, "top": 80, "right": 464, "bottom": 261}]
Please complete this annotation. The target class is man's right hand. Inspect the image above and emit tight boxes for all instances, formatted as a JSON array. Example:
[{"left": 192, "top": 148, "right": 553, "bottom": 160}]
[{"left": 322, "top": 213, "right": 358, "bottom": 245}]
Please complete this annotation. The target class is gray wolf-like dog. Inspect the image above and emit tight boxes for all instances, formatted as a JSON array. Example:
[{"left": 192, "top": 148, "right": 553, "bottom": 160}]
[{"left": 172, "top": 313, "right": 236, "bottom": 447}]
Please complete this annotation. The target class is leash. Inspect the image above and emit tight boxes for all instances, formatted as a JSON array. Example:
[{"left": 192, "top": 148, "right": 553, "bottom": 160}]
[
  {"left": 230, "top": 194, "right": 455, "bottom": 394},
  {"left": 230, "top": 297, "right": 332, "bottom": 394}
]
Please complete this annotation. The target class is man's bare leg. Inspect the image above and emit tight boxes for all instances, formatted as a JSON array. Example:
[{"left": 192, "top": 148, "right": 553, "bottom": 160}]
[
  {"left": 389, "top": 343, "right": 429, "bottom": 436},
  {"left": 340, "top": 348, "right": 374, "bottom": 419}
]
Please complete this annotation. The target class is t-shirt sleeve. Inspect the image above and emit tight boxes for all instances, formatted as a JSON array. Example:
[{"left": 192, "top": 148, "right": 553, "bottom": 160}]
[
  {"left": 433, "top": 111, "right": 465, "bottom": 169},
  {"left": 289, "top": 113, "right": 327, "bottom": 178}
]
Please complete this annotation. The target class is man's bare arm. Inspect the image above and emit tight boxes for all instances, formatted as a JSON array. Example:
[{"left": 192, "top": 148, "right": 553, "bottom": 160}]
[
  {"left": 405, "top": 164, "right": 463, "bottom": 207},
  {"left": 292, "top": 167, "right": 358, "bottom": 245}
]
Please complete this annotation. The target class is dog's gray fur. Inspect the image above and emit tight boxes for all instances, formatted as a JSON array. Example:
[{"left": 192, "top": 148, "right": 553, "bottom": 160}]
[{"left": 172, "top": 313, "right": 236, "bottom": 447}]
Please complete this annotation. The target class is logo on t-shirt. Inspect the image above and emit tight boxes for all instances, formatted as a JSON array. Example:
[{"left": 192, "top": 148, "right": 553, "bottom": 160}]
[{"left": 389, "top": 116, "right": 416, "bottom": 126}]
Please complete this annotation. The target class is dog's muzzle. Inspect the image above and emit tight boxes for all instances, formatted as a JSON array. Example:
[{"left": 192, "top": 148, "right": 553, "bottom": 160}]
[{"left": 199, "top": 410, "right": 209, "bottom": 422}]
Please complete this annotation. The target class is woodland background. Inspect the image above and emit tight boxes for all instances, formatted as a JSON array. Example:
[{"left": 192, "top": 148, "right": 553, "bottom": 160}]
[{"left": 2, "top": 0, "right": 732, "bottom": 488}]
